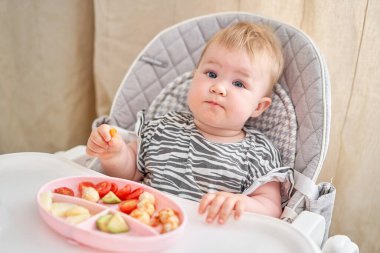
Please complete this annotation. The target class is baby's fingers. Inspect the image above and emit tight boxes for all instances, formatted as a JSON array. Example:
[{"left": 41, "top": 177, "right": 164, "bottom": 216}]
[
  {"left": 198, "top": 193, "right": 216, "bottom": 215},
  {"left": 205, "top": 195, "right": 226, "bottom": 223},
  {"left": 86, "top": 145, "right": 105, "bottom": 157},
  {"left": 234, "top": 200, "right": 245, "bottom": 220},
  {"left": 86, "top": 134, "right": 108, "bottom": 156},
  {"left": 217, "top": 198, "right": 236, "bottom": 224},
  {"left": 87, "top": 137, "right": 107, "bottom": 151},
  {"left": 97, "top": 124, "right": 113, "bottom": 142}
]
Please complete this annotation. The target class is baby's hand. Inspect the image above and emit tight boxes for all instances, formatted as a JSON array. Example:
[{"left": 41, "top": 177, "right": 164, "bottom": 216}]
[
  {"left": 198, "top": 192, "right": 245, "bottom": 224},
  {"left": 86, "top": 124, "right": 124, "bottom": 160}
]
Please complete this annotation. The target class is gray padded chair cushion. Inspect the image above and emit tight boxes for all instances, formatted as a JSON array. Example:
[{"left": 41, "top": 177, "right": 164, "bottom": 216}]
[
  {"left": 144, "top": 71, "right": 297, "bottom": 168},
  {"left": 108, "top": 12, "right": 330, "bottom": 182}
]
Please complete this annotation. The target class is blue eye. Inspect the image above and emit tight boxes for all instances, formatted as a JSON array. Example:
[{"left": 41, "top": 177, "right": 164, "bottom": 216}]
[
  {"left": 232, "top": 80, "right": 244, "bottom": 88},
  {"left": 207, "top": 71, "right": 217, "bottom": 79}
]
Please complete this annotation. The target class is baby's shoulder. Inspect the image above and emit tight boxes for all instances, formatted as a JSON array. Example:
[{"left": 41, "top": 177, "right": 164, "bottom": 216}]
[
  {"left": 245, "top": 127, "right": 278, "bottom": 152},
  {"left": 245, "top": 128, "right": 282, "bottom": 169}
]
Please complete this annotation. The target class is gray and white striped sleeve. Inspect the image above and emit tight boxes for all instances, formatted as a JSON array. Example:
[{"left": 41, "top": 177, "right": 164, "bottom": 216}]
[
  {"left": 243, "top": 132, "right": 294, "bottom": 199},
  {"left": 136, "top": 111, "right": 162, "bottom": 175}
]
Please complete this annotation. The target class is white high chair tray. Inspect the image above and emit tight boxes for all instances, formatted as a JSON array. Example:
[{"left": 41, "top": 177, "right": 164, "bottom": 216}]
[{"left": 0, "top": 153, "right": 321, "bottom": 253}]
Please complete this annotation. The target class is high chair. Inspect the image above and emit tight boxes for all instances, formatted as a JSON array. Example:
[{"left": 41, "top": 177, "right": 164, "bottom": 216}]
[{"left": 58, "top": 12, "right": 358, "bottom": 253}]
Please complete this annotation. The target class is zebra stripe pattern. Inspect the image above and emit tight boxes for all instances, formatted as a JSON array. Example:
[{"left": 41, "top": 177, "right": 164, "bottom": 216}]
[{"left": 136, "top": 111, "right": 293, "bottom": 202}]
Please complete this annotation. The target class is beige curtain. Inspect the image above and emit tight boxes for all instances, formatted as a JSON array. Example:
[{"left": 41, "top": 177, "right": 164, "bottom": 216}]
[
  {"left": 0, "top": 0, "right": 96, "bottom": 152},
  {"left": 1, "top": 1, "right": 379, "bottom": 252}
]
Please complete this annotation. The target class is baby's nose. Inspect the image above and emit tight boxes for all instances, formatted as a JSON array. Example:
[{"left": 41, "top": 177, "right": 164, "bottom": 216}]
[{"left": 210, "top": 83, "right": 227, "bottom": 96}]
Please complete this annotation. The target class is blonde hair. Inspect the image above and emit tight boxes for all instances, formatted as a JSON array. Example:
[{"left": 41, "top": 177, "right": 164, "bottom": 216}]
[{"left": 197, "top": 22, "right": 284, "bottom": 93}]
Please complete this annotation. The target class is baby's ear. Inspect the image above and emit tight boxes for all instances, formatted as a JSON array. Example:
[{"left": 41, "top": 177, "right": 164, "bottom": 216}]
[{"left": 251, "top": 97, "right": 272, "bottom": 118}]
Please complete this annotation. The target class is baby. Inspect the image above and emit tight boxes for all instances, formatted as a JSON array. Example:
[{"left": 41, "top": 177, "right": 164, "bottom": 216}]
[{"left": 86, "top": 22, "right": 293, "bottom": 224}]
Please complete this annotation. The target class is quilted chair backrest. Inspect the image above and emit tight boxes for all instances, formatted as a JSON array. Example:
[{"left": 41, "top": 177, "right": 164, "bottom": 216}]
[{"left": 109, "top": 12, "right": 331, "bottom": 183}]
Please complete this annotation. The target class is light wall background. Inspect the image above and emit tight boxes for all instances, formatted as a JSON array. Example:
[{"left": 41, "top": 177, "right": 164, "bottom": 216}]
[{"left": 1, "top": 1, "right": 379, "bottom": 252}]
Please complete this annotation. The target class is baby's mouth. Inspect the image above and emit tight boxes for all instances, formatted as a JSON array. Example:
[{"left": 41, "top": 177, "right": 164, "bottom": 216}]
[{"left": 205, "top": 100, "right": 223, "bottom": 108}]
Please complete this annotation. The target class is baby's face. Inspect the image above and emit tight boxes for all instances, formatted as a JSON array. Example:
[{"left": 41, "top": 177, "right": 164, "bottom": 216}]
[{"left": 188, "top": 42, "right": 271, "bottom": 132}]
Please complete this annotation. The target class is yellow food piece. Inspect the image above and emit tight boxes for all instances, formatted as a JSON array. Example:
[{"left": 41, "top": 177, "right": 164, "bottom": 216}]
[{"left": 110, "top": 128, "right": 117, "bottom": 137}]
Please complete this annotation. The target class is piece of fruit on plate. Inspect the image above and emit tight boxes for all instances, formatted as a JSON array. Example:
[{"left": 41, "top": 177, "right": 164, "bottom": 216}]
[
  {"left": 96, "top": 213, "right": 129, "bottom": 234},
  {"left": 54, "top": 186, "right": 75, "bottom": 196},
  {"left": 101, "top": 191, "right": 121, "bottom": 204},
  {"left": 40, "top": 191, "right": 53, "bottom": 211},
  {"left": 81, "top": 186, "right": 100, "bottom": 202},
  {"left": 50, "top": 202, "right": 91, "bottom": 225},
  {"left": 95, "top": 181, "right": 118, "bottom": 198},
  {"left": 159, "top": 208, "right": 180, "bottom": 233}
]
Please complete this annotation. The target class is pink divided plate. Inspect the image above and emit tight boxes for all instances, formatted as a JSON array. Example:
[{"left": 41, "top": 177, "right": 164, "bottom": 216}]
[{"left": 36, "top": 176, "right": 187, "bottom": 252}]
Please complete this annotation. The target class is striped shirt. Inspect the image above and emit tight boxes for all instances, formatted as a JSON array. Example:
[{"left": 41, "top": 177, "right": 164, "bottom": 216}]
[{"left": 136, "top": 111, "right": 293, "bottom": 202}]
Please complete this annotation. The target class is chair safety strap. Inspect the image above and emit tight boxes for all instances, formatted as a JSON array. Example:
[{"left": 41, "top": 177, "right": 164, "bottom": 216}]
[
  {"left": 281, "top": 206, "right": 298, "bottom": 221},
  {"left": 293, "top": 171, "right": 319, "bottom": 200}
]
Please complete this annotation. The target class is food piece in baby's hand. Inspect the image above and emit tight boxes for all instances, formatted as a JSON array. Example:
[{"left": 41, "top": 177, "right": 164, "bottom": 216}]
[
  {"left": 81, "top": 186, "right": 100, "bottom": 202},
  {"left": 109, "top": 128, "right": 117, "bottom": 138}
]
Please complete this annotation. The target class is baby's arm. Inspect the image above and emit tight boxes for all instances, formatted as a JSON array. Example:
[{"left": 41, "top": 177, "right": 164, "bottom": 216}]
[
  {"left": 86, "top": 124, "right": 143, "bottom": 181},
  {"left": 198, "top": 181, "right": 282, "bottom": 224}
]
